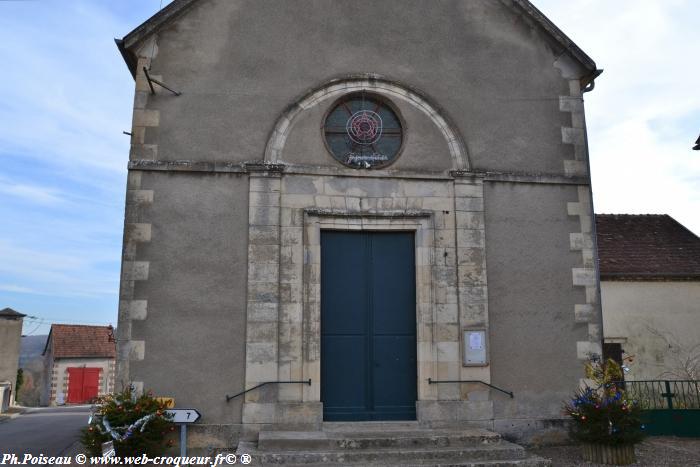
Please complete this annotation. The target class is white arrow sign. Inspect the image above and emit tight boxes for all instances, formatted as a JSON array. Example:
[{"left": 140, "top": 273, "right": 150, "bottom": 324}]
[{"left": 165, "top": 409, "right": 201, "bottom": 424}]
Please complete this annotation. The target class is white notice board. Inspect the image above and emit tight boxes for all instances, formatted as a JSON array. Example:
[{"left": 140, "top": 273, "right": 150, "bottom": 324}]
[{"left": 463, "top": 329, "right": 488, "bottom": 366}]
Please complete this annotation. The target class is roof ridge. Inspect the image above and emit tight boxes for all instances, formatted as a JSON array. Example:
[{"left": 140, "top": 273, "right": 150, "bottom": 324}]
[{"left": 116, "top": 0, "right": 599, "bottom": 80}]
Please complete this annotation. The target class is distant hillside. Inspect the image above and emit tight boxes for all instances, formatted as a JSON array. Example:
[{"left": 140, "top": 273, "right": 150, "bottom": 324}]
[
  {"left": 19, "top": 335, "right": 47, "bottom": 367},
  {"left": 18, "top": 335, "right": 48, "bottom": 407}
]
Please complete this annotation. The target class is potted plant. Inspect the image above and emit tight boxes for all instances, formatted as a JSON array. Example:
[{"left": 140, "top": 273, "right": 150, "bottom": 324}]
[
  {"left": 81, "top": 386, "right": 175, "bottom": 456},
  {"left": 563, "top": 358, "right": 645, "bottom": 465}
]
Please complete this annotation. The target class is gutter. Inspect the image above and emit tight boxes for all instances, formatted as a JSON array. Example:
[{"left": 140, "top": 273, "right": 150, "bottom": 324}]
[
  {"left": 115, "top": 38, "right": 138, "bottom": 79},
  {"left": 583, "top": 69, "right": 604, "bottom": 93}
]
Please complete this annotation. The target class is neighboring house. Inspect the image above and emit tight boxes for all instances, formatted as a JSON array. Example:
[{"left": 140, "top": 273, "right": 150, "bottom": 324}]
[
  {"left": 597, "top": 214, "right": 700, "bottom": 380},
  {"left": 0, "top": 307, "right": 25, "bottom": 412},
  {"left": 113, "top": 0, "right": 604, "bottom": 449},
  {"left": 41, "top": 325, "right": 116, "bottom": 406}
]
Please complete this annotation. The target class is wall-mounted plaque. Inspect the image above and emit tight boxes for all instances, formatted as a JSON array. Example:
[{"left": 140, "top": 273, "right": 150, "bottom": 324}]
[{"left": 463, "top": 328, "right": 489, "bottom": 366}]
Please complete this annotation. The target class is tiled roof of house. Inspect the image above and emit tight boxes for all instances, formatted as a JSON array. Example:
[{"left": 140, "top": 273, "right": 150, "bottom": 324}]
[
  {"left": 44, "top": 324, "right": 116, "bottom": 359},
  {"left": 0, "top": 307, "right": 26, "bottom": 319},
  {"left": 596, "top": 214, "right": 700, "bottom": 280}
]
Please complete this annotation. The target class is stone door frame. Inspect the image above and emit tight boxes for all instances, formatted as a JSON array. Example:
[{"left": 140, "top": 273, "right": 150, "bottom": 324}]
[{"left": 301, "top": 209, "right": 438, "bottom": 406}]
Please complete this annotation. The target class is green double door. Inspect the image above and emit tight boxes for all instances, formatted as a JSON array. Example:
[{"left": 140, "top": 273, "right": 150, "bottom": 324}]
[{"left": 321, "top": 231, "right": 417, "bottom": 421}]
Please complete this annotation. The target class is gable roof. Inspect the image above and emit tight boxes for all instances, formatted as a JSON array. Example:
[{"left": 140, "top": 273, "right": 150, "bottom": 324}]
[
  {"left": 116, "top": 0, "right": 599, "bottom": 82},
  {"left": 43, "top": 324, "right": 116, "bottom": 359},
  {"left": 596, "top": 214, "right": 700, "bottom": 281},
  {"left": 0, "top": 307, "right": 26, "bottom": 319}
]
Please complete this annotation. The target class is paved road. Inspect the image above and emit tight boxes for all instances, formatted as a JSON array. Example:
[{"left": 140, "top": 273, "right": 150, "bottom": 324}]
[{"left": 0, "top": 406, "right": 90, "bottom": 456}]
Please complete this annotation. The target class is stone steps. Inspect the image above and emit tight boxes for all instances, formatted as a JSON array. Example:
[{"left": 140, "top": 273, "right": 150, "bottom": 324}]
[
  {"left": 258, "top": 429, "right": 501, "bottom": 451},
  {"left": 237, "top": 424, "right": 551, "bottom": 466}
]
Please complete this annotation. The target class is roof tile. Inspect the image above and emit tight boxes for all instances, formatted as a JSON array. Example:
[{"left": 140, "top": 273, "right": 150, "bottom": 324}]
[
  {"left": 596, "top": 214, "right": 700, "bottom": 280},
  {"left": 47, "top": 324, "right": 116, "bottom": 359}
]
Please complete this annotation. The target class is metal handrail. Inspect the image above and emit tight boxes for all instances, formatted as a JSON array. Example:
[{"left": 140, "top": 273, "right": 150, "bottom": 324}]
[
  {"left": 225, "top": 379, "right": 312, "bottom": 402},
  {"left": 427, "top": 378, "right": 514, "bottom": 398}
]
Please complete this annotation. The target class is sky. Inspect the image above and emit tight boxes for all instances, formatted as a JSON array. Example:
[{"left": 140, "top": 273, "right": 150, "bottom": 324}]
[{"left": 0, "top": 0, "right": 698, "bottom": 336}]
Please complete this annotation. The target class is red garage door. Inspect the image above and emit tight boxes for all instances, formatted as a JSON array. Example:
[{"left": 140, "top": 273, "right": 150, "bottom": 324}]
[{"left": 67, "top": 368, "right": 100, "bottom": 403}]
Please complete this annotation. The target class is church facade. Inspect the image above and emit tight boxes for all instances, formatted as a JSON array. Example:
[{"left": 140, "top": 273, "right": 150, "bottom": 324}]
[{"left": 115, "top": 0, "right": 603, "bottom": 448}]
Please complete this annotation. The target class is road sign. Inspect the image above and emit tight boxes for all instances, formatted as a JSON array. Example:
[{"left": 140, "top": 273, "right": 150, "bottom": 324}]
[{"left": 165, "top": 408, "right": 201, "bottom": 424}]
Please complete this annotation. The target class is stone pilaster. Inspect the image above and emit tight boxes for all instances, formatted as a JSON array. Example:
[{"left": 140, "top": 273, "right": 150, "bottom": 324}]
[
  {"left": 561, "top": 81, "right": 602, "bottom": 361},
  {"left": 454, "top": 176, "right": 492, "bottom": 408},
  {"left": 244, "top": 169, "right": 282, "bottom": 413}
]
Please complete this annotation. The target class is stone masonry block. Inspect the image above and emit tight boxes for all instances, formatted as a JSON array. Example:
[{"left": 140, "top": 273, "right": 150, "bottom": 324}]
[
  {"left": 247, "top": 281, "right": 279, "bottom": 302},
  {"left": 455, "top": 197, "right": 484, "bottom": 212},
  {"left": 581, "top": 249, "right": 595, "bottom": 268},
  {"left": 454, "top": 183, "right": 483, "bottom": 198},
  {"left": 250, "top": 177, "right": 281, "bottom": 193},
  {"left": 572, "top": 268, "right": 596, "bottom": 286},
  {"left": 457, "top": 247, "right": 485, "bottom": 267},
  {"left": 457, "top": 229, "right": 484, "bottom": 248},
  {"left": 249, "top": 244, "right": 280, "bottom": 263},
  {"left": 125, "top": 223, "right": 152, "bottom": 243},
  {"left": 456, "top": 212, "right": 484, "bottom": 230},
  {"left": 250, "top": 226, "right": 279, "bottom": 245},
  {"left": 250, "top": 192, "right": 280, "bottom": 207},
  {"left": 249, "top": 302, "right": 278, "bottom": 322},
  {"left": 422, "top": 197, "right": 453, "bottom": 211},
  {"left": 574, "top": 304, "right": 595, "bottom": 323},
  {"left": 122, "top": 261, "right": 149, "bottom": 281},
  {"left": 435, "top": 229, "right": 456, "bottom": 248},
  {"left": 129, "top": 143, "right": 158, "bottom": 160},
  {"left": 579, "top": 214, "right": 593, "bottom": 233},
  {"left": 283, "top": 176, "right": 323, "bottom": 195},
  {"left": 416, "top": 401, "right": 494, "bottom": 421},
  {"left": 249, "top": 207, "right": 280, "bottom": 226},
  {"left": 564, "top": 160, "right": 587, "bottom": 177},
  {"left": 561, "top": 127, "right": 585, "bottom": 146},
  {"left": 132, "top": 109, "right": 160, "bottom": 127},
  {"left": 246, "top": 343, "right": 277, "bottom": 364},
  {"left": 126, "top": 300, "right": 147, "bottom": 320},
  {"left": 281, "top": 208, "right": 303, "bottom": 227},
  {"left": 127, "top": 190, "right": 154, "bottom": 205},
  {"left": 127, "top": 340, "right": 145, "bottom": 361},
  {"left": 247, "top": 322, "right": 277, "bottom": 343},
  {"left": 559, "top": 95, "right": 584, "bottom": 113},
  {"left": 249, "top": 262, "right": 279, "bottom": 282},
  {"left": 569, "top": 80, "right": 583, "bottom": 98},
  {"left": 570, "top": 233, "right": 593, "bottom": 251},
  {"left": 126, "top": 171, "right": 142, "bottom": 189},
  {"left": 577, "top": 341, "right": 602, "bottom": 360},
  {"left": 437, "top": 342, "right": 459, "bottom": 362},
  {"left": 459, "top": 286, "right": 487, "bottom": 305},
  {"left": 403, "top": 182, "right": 450, "bottom": 198}
]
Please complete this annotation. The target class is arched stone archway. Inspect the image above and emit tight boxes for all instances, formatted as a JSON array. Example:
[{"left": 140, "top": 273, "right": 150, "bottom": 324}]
[{"left": 264, "top": 75, "right": 471, "bottom": 171}]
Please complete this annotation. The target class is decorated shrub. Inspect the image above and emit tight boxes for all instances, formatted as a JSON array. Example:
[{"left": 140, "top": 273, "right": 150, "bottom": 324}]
[
  {"left": 81, "top": 387, "right": 175, "bottom": 456},
  {"left": 564, "top": 359, "right": 645, "bottom": 446}
]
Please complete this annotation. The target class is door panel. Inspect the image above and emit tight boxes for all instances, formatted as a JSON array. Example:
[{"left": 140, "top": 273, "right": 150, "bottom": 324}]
[
  {"left": 67, "top": 367, "right": 100, "bottom": 403},
  {"left": 67, "top": 368, "right": 84, "bottom": 404},
  {"left": 83, "top": 368, "right": 100, "bottom": 401},
  {"left": 321, "top": 230, "right": 416, "bottom": 421}
]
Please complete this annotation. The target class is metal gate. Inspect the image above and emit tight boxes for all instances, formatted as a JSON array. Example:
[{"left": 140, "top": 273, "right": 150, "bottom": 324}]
[{"left": 622, "top": 380, "right": 700, "bottom": 437}]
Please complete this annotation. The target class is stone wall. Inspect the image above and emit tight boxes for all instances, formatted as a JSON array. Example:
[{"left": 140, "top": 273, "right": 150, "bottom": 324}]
[
  {"left": 0, "top": 317, "right": 23, "bottom": 408},
  {"left": 602, "top": 281, "right": 700, "bottom": 380}
]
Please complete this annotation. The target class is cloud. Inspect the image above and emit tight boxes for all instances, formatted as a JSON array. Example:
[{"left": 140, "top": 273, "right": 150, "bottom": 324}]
[
  {"left": 0, "top": 179, "right": 65, "bottom": 205},
  {"left": 0, "top": 235, "right": 120, "bottom": 300},
  {"left": 535, "top": 0, "right": 700, "bottom": 234},
  {"left": 0, "top": 284, "right": 38, "bottom": 295}
]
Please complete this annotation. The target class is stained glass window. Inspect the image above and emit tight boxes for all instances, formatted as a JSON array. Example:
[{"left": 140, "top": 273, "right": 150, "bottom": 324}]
[{"left": 323, "top": 93, "right": 403, "bottom": 169}]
